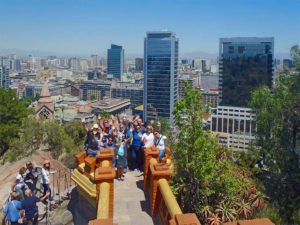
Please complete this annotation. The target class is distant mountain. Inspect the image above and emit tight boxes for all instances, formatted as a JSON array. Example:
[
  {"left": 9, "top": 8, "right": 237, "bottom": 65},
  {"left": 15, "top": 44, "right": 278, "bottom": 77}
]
[{"left": 0, "top": 48, "right": 290, "bottom": 60}]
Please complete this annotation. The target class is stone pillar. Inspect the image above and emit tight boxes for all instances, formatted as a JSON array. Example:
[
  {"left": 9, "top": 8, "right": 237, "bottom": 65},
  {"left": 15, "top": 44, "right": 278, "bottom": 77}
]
[
  {"left": 84, "top": 156, "right": 96, "bottom": 177},
  {"left": 149, "top": 163, "right": 173, "bottom": 215},
  {"left": 97, "top": 149, "right": 115, "bottom": 167},
  {"left": 94, "top": 166, "right": 116, "bottom": 219},
  {"left": 169, "top": 214, "right": 201, "bottom": 225},
  {"left": 144, "top": 146, "right": 159, "bottom": 190}
]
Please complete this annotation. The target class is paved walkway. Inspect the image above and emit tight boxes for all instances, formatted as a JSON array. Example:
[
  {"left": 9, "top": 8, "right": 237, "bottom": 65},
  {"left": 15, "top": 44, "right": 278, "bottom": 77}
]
[{"left": 114, "top": 171, "right": 160, "bottom": 225}]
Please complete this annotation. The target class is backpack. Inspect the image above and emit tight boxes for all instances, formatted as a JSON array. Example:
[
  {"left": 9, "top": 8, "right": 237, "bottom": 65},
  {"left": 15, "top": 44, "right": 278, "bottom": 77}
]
[{"left": 118, "top": 142, "right": 125, "bottom": 156}]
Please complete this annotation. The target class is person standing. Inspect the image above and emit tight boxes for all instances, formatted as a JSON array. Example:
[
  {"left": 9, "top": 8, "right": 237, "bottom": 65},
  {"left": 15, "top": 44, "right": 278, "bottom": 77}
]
[
  {"left": 129, "top": 125, "right": 144, "bottom": 171},
  {"left": 115, "top": 133, "right": 129, "bottom": 180},
  {"left": 141, "top": 126, "right": 155, "bottom": 149},
  {"left": 21, "top": 189, "right": 49, "bottom": 225},
  {"left": 154, "top": 130, "right": 166, "bottom": 161},
  {"left": 40, "top": 160, "right": 51, "bottom": 201},
  {"left": 2, "top": 192, "right": 23, "bottom": 225}
]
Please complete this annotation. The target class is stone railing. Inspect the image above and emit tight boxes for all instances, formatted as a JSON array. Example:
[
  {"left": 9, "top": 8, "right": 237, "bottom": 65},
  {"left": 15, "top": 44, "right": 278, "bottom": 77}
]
[
  {"left": 143, "top": 147, "right": 201, "bottom": 225},
  {"left": 71, "top": 149, "right": 117, "bottom": 225}
]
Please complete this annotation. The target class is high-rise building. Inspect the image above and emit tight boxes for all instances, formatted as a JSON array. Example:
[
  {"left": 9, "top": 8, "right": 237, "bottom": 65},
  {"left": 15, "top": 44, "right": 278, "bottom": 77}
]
[
  {"left": 135, "top": 58, "right": 143, "bottom": 71},
  {"left": 211, "top": 106, "right": 256, "bottom": 151},
  {"left": 0, "top": 66, "right": 9, "bottom": 90},
  {"left": 219, "top": 37, "right": 274, "bottom": 107},
  {"left": 107, "top": 44, "right": 124, "bottom": 80},
  {"left": 144, "top": 31, "right": 179, "bottom": 124},
  {"left": 178, "top": 75, "right": 196, "bottom": 99},
  {"left": 90, "top": 54, "right": 99, "bottom": 68}
]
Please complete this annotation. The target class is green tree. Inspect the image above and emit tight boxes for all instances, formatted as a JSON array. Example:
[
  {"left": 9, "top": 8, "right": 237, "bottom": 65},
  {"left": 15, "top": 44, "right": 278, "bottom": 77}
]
[
  {"left": 0, "top": 88, "right": 28, "bottom": 156},
  {"left": 240, "top": 45, "right": 300, "bottom": 224},
  {"left": 171, "top": 84, "right": 260, "bottom": 224},
  {"left": 90, "top": 95, "right": 96, "bottom": 101}
]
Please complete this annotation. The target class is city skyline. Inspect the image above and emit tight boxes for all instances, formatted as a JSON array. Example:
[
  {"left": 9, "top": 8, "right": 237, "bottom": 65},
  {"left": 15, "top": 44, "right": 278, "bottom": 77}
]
[{"left": 0, "top": 0, "right": 299, "bottom": 56}]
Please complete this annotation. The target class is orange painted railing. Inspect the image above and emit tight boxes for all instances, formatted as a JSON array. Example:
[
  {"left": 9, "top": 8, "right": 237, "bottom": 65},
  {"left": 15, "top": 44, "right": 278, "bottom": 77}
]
[
  {"left": 143, "top": 147, "right": 201, "bottom": 225},
  {"left": 73, "top": 149, "right": 117, "bottom": 225}
]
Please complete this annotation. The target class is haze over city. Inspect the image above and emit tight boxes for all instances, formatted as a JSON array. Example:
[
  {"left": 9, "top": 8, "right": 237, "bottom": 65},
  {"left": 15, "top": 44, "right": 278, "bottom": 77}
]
[
  {"left": 0, "top": 0, "right": 299, "bottom": 57},
  {"left": 0, "top": 1, "right": 300, "bottom": 225}
]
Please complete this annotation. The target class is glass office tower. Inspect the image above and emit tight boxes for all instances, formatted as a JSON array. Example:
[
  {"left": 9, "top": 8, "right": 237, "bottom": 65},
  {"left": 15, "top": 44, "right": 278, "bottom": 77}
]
[
  {"left": 107, "top": 44, "right": 124, "bottom": 80},
  {"left": 219, "top": 37, "right": 274, "bottom": 107},
  {"left": 0, "top": 66, "right": 9, "bottom": 90},
  {"left": 143, "top": 31, "right": 179, "bottom": 124}
]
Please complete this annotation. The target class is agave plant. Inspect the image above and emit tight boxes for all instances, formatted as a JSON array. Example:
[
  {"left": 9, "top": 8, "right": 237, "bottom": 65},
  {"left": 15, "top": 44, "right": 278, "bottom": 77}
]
[
  {"left": 207, "top": 213, "right": 221, "bottom": 225},
  {"left": 249, "top": 191, "right": 267, "bottom": 208},
  {"left": 200, "top": 205, "right": 213, "bottom": 220},
  {"left": 236, "top": 199, "right": 252, "bottom": 219},
  {"left": 215, "top": 202, "right": 237, "bottom": 222}
]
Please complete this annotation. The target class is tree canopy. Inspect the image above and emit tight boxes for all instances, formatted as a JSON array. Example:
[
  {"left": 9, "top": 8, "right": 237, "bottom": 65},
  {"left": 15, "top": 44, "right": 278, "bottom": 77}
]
[
  {"left": 239, "top": 45, "right": 300, "bottom": 224},
  {"left": 171, "top": 84, "right": 263, "bottom": 224},
  {"left": 0, "top": 88, "right": 28, "bottom": 156}
]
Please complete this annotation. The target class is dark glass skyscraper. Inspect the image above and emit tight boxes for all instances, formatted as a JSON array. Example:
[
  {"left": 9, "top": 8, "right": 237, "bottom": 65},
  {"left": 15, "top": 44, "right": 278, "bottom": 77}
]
[
  {"left": 143, "top": 31, "right": 179, "bottom": 124},
  {"left": 0, "top": 66, "right": 9, "bottom": 90},
  {"left": 107, "top": 44, "right": 124, "bottom": 80},
  {"left": 219, "top": 37, "right": 274, "bottom": 107}
]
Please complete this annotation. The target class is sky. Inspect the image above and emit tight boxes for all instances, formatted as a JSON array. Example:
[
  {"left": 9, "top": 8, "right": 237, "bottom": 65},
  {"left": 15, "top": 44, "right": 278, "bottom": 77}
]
[{"left": 0, "top": 0, "right": 299, "bottom": 56}]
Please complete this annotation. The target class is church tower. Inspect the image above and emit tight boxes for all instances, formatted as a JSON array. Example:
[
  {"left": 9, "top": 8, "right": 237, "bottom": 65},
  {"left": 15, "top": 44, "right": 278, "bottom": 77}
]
[{"left": 35, "top": 82, "right": 54, "bottom": 120}]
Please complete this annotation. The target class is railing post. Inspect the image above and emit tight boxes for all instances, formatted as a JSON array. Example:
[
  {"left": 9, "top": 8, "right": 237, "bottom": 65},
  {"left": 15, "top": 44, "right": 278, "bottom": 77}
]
[
  {"left": 149, "top": 163, "right": 173, "bottom": 215},
  {"left": 144, "top": 146, "right": 159, "bottom": 190},
  {"left": 97, "top": 149, "right": 115, "bottom": 167},
  {"left": 94, "top": 166, "right": 116, "bottom": 219},
  {"left": 84, "top": 156, "right": 96, "bottom": 177},
  {"left": 76, "top": 150, "right": 87, "bottom": 166}
]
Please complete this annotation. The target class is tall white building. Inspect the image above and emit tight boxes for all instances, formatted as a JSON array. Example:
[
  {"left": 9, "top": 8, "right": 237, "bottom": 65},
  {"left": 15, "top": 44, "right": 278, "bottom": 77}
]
[
  {"left": 211, "top": 106, "right": 256, "bottom": 151},
  {"left": 90, "top": 54, "right": 99, "bottom": 68}
]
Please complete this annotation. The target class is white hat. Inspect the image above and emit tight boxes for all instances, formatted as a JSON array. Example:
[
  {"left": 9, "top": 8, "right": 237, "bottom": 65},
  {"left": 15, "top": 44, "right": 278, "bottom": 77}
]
[{"left": 93, "top": 124, "right": 99, "bottom": 129}]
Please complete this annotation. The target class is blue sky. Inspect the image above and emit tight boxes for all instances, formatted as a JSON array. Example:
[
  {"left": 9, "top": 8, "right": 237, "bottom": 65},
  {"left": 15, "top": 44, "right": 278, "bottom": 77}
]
[{"left": 0, "top": 0, "right": 299, "bottom": 55}]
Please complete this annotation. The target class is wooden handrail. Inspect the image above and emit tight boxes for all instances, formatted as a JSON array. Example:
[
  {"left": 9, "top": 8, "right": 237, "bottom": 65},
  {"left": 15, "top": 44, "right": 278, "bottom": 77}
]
[
  {"left": 158, "top": 178, "right": 182, "bottom": 218},
  {"left": 97, "top": 182, "right": 110, "bottom": 219}
]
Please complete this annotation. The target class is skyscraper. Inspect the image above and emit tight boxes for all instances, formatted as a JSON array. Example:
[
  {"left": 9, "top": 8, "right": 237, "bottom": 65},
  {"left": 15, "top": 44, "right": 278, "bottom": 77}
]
[
  {"left": 90, "top": 54, "right": 99, "bottom": 68},
  {"left": 107, "top": 44, "right": 124, "bottom": 80},
  {"left": 219, "top": 37, "right": 274, "bottom": 107},
  {"left": 0, "top": 66, "right": 9, "bottom": 90},
  {"left": 135, "top": 58, "right": 143, "bottom": 71},
  {"left": 144, "top": 31, "right": 179, "bottom": 124}
]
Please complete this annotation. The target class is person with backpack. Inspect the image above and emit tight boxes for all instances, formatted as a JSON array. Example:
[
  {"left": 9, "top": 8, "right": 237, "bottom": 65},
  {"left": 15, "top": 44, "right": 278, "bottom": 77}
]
[
  {"left": 115, "top": 133, "right": 130, "bottom": 180},
  {"left": 154, "top": 130, "right": 166, "bottom": 161},
  {"left": 2, "top": 192, "right": 24, "bottom": 225}
]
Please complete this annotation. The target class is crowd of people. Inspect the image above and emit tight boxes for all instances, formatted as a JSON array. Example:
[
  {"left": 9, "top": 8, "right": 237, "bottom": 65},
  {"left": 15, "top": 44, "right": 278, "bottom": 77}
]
[
  {"left": 2, "top": 161, "right": 51, "bottom": 225},
  {"left": 82, "top": 114, "right": 167, "bottom": 181},
  {"left": 2, "top": 114, "right": 167, "bottom": 224}
]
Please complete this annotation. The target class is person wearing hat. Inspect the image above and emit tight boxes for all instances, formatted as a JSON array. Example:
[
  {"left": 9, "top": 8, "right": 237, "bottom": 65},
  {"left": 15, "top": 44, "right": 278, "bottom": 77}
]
[
  {"left": 24, "top": 161, "right": 37, "bottom": 192},
  {"left": 40, "top": 160, "right": 51, "bottom": 201},
  {"left": 82, "top": 118, "right": 101, "bottom": 157}
]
